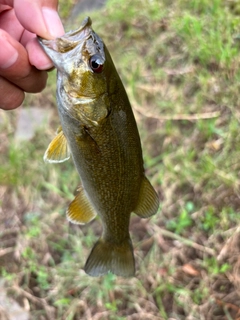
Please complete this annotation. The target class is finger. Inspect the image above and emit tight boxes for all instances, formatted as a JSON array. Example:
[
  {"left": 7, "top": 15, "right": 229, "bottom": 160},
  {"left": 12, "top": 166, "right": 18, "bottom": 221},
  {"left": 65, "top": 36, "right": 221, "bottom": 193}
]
[
  {"left": 25, "top": 36, "right": 53, "bottom": 70},
  {"left": 0, "top": 4, "right": 12, "bottom": 14},
  {"left": 14, "top": 0, "right": 64, "bottom": 39},
  {"left": 0, "top": 0, "right": 13, "bottom": 7},
  {"left": 0, "top": 76, "right": 24, "bottom": 110},
  {"left": 0, "top": 5, "right": 54, "bottom": 69},
  {"left": 0, "top": 1, "right": 13, "bottom": 5},
  {"left": 0, "top": 6, "right": 24, "bottom": 40},
  {"left": 0, "top": 29, "right": 48, "bottom": 93}
]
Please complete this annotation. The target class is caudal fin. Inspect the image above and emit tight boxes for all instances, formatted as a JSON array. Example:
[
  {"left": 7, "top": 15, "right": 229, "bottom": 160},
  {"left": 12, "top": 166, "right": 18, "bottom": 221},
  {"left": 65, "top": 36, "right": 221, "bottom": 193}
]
[{"left": 84, "top": 238, "right": 135, "bottom": 277}]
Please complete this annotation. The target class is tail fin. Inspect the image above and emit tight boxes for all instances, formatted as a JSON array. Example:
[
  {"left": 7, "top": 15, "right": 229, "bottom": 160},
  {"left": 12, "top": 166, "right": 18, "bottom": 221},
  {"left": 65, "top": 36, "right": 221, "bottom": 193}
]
[{"left": 84, "top": 238, "right": 135, "bottom": 277}]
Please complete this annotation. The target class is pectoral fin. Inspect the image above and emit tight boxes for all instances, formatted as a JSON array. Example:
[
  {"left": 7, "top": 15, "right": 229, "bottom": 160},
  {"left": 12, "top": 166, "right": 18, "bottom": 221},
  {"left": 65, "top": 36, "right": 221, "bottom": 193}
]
[
  {"left": 133, "top": 176, "right": 159, "bottom": 218},
  {"left": 44, "top": 126, "right": 70, "bottom": 163},
  {"left": 67, "top": 187, "right": 97, "bottom": 224}
]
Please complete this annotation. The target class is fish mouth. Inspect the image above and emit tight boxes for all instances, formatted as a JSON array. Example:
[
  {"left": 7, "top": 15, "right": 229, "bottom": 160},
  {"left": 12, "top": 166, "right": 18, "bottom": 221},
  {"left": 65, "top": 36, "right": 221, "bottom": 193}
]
[
  {"left": 37, "top": 16, "right": 105, "bottom": 71},
  {"left": 38, "top": 17, "right": 93, "bottom": 54},
  {"left": 68, "top": 16, "right": 92, "bottom": 38}
]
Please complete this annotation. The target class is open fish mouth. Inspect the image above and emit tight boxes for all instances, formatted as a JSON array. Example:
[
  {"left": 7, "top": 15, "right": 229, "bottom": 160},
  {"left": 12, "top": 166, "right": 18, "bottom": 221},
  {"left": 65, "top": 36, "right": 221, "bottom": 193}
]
[
  {"left": 38, "top": 17, "right": 93, "bottom": 53},
  {"left": 37, "top": 16, "right": 105, "bottom": 72},
  {"left": 67, "top": 16, "right": 93, "bottom": 38}
]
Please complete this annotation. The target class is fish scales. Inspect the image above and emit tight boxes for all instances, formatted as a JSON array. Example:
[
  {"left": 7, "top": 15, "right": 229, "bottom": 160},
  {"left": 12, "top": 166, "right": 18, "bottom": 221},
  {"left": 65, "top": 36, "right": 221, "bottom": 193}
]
[
  {"left": 69, "top": 100, "right": 141, "bottom": 240},
  {"left": 38, "top": 17, "right": 159, "bottom": 277}
]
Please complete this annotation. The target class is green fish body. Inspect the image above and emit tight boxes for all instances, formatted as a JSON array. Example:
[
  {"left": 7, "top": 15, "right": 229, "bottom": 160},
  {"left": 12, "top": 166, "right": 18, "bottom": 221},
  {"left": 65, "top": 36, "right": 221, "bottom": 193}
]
[{"left": 38, "top": 17, "right": 159, "bottom": 277}]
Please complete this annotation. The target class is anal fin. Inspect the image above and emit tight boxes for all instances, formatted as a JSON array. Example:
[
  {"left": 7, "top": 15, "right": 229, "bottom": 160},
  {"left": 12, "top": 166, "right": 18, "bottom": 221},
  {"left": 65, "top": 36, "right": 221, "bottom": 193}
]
[
  {"left": 44, "top": 126, "right": 70, "bottom": 163},
  {"left": 133, "top": 176, "right": 159, "bottom": 218},
  {"left": 67, "top": 187, "right": 97, "bottom": 224}
]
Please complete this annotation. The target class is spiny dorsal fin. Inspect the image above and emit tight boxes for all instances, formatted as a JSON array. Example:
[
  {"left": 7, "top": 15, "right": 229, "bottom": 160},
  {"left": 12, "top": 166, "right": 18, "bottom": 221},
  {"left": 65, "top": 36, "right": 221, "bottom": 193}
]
[
  {"left": 67, "top": 187, "right": 97, "bottom": 224},
  {"left": 133, "top": 176, "right": 159, "bottom": 218},
  {"left": 44, "top": 126, "right": 70, "bottom": 163}
]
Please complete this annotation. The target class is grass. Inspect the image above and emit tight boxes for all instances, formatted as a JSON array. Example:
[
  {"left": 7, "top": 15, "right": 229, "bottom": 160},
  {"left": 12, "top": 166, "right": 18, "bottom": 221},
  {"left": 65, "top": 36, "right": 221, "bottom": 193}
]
[{"left": 1, "top": 0, "right": 240, "bottom": 319}]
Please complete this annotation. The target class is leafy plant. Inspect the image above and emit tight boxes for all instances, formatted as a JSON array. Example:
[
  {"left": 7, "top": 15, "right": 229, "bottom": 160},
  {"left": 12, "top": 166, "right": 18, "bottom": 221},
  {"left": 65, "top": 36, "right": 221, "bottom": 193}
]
[{"left": 166, "top": 202, "right": 194, "bottom": 234}]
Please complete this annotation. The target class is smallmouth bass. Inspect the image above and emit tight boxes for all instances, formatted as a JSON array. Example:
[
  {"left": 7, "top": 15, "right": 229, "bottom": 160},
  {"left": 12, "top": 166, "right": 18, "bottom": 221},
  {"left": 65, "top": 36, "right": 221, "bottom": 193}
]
[{"left": 38, "top": 17, "right": 159, "bottom": 277}]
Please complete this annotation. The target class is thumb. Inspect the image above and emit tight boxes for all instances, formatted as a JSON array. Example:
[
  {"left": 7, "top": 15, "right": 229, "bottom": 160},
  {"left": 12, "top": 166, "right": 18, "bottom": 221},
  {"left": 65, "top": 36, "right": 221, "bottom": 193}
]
[{"left": 13, "top": 0, "right": 64, "bottom": 39}]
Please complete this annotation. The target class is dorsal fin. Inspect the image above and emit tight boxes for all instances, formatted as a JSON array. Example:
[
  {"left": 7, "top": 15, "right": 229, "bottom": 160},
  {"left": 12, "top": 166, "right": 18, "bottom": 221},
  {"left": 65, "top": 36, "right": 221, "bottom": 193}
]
[
  {"left": 44, "top": 126, "right": 70, "bottom": 163},
  {"left": 67, "top": 187, "right": 97, "bottom": 224}
]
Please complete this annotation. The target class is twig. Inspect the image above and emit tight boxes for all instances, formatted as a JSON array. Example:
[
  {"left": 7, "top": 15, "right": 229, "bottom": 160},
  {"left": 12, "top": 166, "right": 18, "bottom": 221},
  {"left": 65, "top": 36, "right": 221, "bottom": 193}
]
[
  {"left": 164, "top": 66, "right": 194, "bottom": 75},
  {"left": 214, "top": 169, "right": 240, "bottom": 186},
  {"left": 92, "top": 311, "right": 111, "bottom": 320},
  {"left": 0, "top": 228, "right": 20, "bottom": 237},
  {"left": 152, "top": 225, "right": 215, "bottom": 256},
  {"left": 133, "top": 104, "right": 221, "bottom": 121},
  {"left": 216, "top": 297, "right": 240, "bottom": 313},
  {"left": 155, "top": 111, "right": 221, "bottom": 121},
  {"left": 11, "top": 286, "right": 55, "bottom": 320},
  {"left": 12, "top": 285, "right": 45, "bottom": 306},
  {"left": 130, "top": 312, "right": 161, "bottom": 320},
  {"left": 0, "top": 247, "right": 15, "bottom": 257}
]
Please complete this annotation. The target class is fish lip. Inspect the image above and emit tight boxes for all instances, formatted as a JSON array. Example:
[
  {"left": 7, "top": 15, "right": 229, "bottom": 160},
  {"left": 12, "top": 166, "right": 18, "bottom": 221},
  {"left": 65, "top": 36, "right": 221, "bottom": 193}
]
[
  {"left": 67, "top": 16, "right": 92, "bottom": 37},
  {"left": 38, "top": 16, "right": 105, "bottom": 73},
  {"left": 38, "top": 16, "right": 92, "bottom": 49},
  {"left": 37, "top": 16, "right": 105, "bottom": 71}
]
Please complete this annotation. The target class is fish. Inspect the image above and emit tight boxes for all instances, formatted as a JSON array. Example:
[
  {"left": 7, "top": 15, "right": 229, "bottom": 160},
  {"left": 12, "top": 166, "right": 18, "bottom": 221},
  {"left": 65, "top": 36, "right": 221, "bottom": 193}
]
[{"left": 38, "top": 17, "right": 159, "bottom": 277}]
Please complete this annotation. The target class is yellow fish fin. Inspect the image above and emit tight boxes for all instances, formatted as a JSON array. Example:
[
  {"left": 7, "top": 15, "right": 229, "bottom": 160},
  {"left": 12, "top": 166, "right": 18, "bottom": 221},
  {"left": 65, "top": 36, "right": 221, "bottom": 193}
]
[
  {"left": 67, "top": 187, "right": 97, "bottom": 224},
  {"left": 84, "top": 237, "right": 135, "bottom": 277},
  {"left": 133, "top": 176, "right": 159, "bottom": 218},
  {"left": 44, "top": 126, "right": 70, "bottom": 163}
]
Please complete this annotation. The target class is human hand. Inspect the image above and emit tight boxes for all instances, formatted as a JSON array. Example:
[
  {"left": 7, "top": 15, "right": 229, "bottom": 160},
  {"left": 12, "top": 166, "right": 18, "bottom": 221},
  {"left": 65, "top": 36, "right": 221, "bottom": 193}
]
[{"left": 0, "top": 0, "right": 64, "bottom": 110}]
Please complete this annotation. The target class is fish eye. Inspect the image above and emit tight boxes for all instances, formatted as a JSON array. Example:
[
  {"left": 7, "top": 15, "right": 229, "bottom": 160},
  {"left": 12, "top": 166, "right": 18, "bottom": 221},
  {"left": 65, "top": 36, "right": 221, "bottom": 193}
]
[{"left": 89, "top": 55, "right": 104, "bottom": 73}]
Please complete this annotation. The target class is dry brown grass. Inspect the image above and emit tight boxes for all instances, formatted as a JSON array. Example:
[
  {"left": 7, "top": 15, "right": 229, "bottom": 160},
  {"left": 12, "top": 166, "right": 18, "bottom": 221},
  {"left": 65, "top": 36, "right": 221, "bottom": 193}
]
[{"left": 1, "top": 0, "right": 240, "bottom": 319}]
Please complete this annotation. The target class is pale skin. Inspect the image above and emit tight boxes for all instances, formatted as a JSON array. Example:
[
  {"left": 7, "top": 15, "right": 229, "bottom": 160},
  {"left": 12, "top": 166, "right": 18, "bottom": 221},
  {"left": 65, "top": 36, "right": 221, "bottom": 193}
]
[{"left": 0, "top": 0, "right": 64, "bottom": 110}]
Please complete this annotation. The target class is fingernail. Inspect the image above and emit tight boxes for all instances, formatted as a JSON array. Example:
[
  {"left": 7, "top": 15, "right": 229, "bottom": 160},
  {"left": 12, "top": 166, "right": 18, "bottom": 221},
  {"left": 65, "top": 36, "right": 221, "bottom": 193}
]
[
  {"left": 42, "top": 7, "right": 65, "bottom": 38},
  {"left": 0, "top": 39, "right": 18, "bottom": 69}
]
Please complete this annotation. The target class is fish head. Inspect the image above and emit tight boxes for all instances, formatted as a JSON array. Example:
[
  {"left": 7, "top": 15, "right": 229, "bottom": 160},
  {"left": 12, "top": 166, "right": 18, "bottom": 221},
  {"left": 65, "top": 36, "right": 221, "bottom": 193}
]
[{"left": 38, "top": 17, "right": 115, "bottom": 101}]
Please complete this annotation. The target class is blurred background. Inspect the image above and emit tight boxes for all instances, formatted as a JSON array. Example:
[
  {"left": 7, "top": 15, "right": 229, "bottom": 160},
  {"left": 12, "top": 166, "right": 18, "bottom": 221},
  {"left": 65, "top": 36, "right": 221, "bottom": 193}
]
[{"left": 1, "top": 0, "right": 240, "bottom": 319}]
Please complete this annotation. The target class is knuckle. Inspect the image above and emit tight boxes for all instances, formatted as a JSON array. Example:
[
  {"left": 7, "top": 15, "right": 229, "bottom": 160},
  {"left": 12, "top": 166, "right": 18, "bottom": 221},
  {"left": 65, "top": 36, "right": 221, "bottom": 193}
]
[
  {"left": 3, "top": 92, "right": 24, "bottom": 110},
  {"left": 23, "top": 70, "right": 48, "bottom": 93},
  {"left": 0, "top": 77, "right": 24, "bottom": 110}
]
